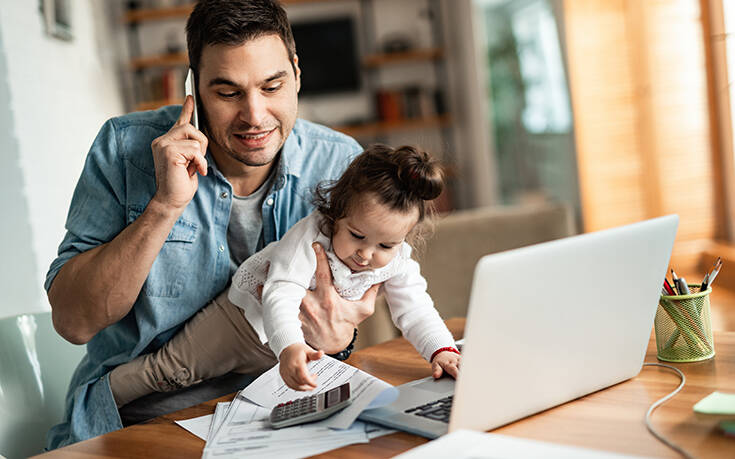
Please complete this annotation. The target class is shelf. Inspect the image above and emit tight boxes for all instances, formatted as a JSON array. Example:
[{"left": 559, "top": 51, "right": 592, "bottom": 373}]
[
  {"left": 126, "top": 2, "right": 453, "bottom": 141},
  {"left": 125, "top": 4, "right": 193, "bottom": 23},
  {"left": 333, "top": 114, "right": 451, "bottom": 138},
  {"left": 129, "top": 47, "right": 445, "bottom": 71},
  {"left": 363, "top": 48, "right": 444, "bottom": 68},
  {"left": 130, "top": 52, "right": 188, "bottom": 70},
  {"left": 135, "top": 98, "right": 183, "bottom": 112},
  {"left": 124, "top": 1, "right": 343, "bottom": 24},
  {"left": 133, "top": 97, "right": 450, "bottom": 138}
]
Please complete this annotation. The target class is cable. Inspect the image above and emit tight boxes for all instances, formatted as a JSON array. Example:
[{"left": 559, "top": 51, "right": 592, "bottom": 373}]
[{"left": 641, "top": 363, "right": 695, "bottom": 459}]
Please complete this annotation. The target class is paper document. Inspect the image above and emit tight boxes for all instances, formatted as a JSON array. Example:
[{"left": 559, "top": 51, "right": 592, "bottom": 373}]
[
  {"left": 239, "top": 355, "right": 398, "bottom": 429},
  {"left": 365, "top": 422, "right": 397, "bottom": 439},
  {"left": 175, "top": 414, "right": 212, "bottom": 441},
  {"left": 208, "top": 394, "right": 270, "bottom": 443},
  {"left": 208, "top": 402, "right": 231, "bottom": 440},
  {"left": 394, "top": 430, "right": 652, "bottom": 459},
  {"left": 202, "top": 390, "right": 370, "bottom": 459},
  {"left": 174, "top": 401, "right": 230, "bottom": 442},
  {"left": 175, "top": 390, "right": 398, "bottom": 458}
]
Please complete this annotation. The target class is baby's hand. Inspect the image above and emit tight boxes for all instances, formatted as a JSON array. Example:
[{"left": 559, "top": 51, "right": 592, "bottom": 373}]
[
  {"left": 279, "top": 343, "right": 324, "bottom": 391},
  {"left": 431, "top": 350, "right": 461, "bottom": 379}
]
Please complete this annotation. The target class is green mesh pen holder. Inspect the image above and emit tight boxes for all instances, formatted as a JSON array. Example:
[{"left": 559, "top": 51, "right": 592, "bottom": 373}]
[{"left": 656, "top": 284, "right": 714, "bottom": 362}]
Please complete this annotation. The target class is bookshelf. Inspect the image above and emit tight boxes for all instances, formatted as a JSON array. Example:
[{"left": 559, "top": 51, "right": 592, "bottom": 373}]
[
  {"left": 129, "top": 52, "right": 186, "bottom": 70},
  {"left": 333, "top": 113, "right": 450, "bottom": 138},
  {"left": 129, "top": 48, "right": 444, "bottom": 72},
  {"left": 124, "top": 0, "right": 453, "bottom": 142},
  {"left": 124, "top": 1, "right": 342, "bottom": 24},
  {"left": 124, "top": 4, "right": 192, "bottom": 23},
  {"left": 362, "top": 48, "right": 444, "bottom": 68}
]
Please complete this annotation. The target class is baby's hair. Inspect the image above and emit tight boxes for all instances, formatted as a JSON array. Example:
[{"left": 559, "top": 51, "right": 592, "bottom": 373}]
[{"left": 313, "top": 144, "right": 444, "bottom": 249}]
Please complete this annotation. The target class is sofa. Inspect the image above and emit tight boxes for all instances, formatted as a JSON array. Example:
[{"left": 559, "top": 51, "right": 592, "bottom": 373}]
[{"left": 355, "top": 202, "right": 575, "bottom": 350}]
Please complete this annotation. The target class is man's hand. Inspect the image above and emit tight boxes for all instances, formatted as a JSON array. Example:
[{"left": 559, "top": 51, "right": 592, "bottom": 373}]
[
  {"left": 299, "top": 242, "right": 380, "bottom": 354},
  {"left": 150, "top": 95, "right": 208, "bottom": 215},
  {"left": 48, "top": 98, "right": 211, "bottom": 345}
]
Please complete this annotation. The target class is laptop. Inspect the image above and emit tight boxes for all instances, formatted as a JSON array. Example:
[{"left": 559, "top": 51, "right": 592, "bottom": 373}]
[{"left": 359, "top": 215, "right": 678, "bottom": 438}]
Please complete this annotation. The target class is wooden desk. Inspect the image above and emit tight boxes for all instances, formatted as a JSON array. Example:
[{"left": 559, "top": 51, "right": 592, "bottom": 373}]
[{"left": 37, "top": 318, "right": 734, "bottom": 458}]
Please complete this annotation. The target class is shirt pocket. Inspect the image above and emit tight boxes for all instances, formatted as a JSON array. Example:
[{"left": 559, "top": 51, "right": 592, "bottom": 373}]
[{"left": 128, "top": 205, "right": 198, "bottom": 298}]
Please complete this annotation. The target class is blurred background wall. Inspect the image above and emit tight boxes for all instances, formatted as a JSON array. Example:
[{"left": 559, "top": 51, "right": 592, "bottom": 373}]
[
  {"left": 2, "top": 0, "right": 735, "bottom": 321},
  {"left": 0, "top": 1, "right": 125, "bottom": 318}
]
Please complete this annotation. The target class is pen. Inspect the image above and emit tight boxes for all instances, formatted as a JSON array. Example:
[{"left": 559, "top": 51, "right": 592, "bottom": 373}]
[
  {"left": 664, "top": 278, "right": 676, "bottom": 295},
  {"left": 708, "top": 258, "right": 723, "bottom": 288},
  {"left": 676, "top": 276, "right": 691, "bottom": 295},
  {"left": 670, "top": 269, "right": 681, "bottom": 294},
  {"left": 663, "top": 279, "right": 676, "bottom": 296},
  {"left": 700, "top": 272, "right": 710, "bottom": 291},
  {"left": 699, "top": 273, "right": 709, "bottom": 292}
]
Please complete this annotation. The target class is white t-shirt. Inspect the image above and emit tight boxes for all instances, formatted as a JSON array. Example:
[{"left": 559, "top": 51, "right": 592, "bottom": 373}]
[
  {"left": 227, "top": 169, "right": 274, "bottom": 270},
  {"left": 228, "top": 211, "right": 456, "bottom": 360}
]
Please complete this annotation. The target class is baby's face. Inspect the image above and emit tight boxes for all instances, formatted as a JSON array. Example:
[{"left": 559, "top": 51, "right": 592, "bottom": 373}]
[{"left": 332, "top": 196, "right": 419, "bottom": 272}]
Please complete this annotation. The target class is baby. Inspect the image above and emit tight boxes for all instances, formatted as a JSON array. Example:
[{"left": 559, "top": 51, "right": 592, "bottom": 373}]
[{"left": 110, "top": 144, "right": 461, "bottom": 405}]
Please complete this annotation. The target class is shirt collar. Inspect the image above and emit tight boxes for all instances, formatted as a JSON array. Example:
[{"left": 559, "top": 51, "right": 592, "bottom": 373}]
[{"left": 280, "top": 121, "right": 305, "bottom": 179}]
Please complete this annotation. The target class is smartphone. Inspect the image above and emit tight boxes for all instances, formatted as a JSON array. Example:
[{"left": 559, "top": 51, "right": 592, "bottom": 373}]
[{"left": 184, "top": 68, "right": 200, "bottom": 130}]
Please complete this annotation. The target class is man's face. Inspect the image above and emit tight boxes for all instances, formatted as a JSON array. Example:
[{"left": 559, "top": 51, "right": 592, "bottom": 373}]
[{"left": 197, "top": 34, "right": 300, "bottom": 169}]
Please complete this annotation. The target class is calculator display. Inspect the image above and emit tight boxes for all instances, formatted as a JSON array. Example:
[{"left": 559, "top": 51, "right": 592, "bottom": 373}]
[{"left": 325, "top": 384, "right": 347, "bottom": 408}]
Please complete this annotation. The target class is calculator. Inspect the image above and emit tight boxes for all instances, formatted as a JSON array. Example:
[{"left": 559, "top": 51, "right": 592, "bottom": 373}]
[{"left": 269, "top": 382, "right": 351, "bottom": 429}]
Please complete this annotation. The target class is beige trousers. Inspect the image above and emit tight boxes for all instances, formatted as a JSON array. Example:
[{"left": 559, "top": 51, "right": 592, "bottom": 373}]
[{"left": 109, "top": 290, "right": 277, "bottom": 408}]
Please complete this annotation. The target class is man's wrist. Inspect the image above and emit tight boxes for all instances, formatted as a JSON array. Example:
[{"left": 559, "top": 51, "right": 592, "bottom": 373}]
[
  {"left": 147, "top": 195, "right": 186, "bottom": 222},
  {"left": 327, "top": 328, "right": 358, "bottom": 361}
]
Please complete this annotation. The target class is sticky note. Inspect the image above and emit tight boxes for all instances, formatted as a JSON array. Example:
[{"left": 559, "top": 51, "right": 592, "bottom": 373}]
[{"left": 693, "top": 391, "right": 735, "bottom": 415}]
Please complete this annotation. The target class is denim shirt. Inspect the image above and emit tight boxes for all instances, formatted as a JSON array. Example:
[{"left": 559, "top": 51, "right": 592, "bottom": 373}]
[{"left": 44, "top": 106, "right": 361, "bottom": 449}]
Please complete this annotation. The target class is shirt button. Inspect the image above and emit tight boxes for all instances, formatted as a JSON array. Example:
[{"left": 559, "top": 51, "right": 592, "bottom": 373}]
[
  {"left": 218, "top": 245, "right": 225, "bottom": 252},
  {"left": 220, "top": 191, "right": 228, "bottom": 199},
  {"left": 266, "top": 198, "right": 274, "bottom": 206}
]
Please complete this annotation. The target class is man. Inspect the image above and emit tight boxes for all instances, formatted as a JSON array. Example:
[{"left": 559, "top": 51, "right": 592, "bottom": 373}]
[{"left": 45, "top": 0, "right": 377, "bottom": 449}]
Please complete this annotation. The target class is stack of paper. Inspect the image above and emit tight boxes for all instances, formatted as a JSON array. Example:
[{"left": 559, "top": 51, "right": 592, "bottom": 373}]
[{"left": 175, "top": 356, "right": 398, "bottom": 458}]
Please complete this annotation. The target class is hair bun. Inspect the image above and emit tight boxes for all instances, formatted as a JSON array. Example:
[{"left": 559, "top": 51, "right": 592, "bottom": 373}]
[{"left": 394, "top": 146, "right": 444, "bottom": 201}]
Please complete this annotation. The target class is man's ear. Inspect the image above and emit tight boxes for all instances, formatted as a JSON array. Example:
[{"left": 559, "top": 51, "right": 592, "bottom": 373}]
[{"left": 293, "top": 54, "right": 302, "bottom": 93}]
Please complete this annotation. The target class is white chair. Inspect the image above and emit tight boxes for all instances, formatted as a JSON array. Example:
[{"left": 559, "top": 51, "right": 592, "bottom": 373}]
[{"left": 0, "top": 312, "right": 85, "bottom": 458}]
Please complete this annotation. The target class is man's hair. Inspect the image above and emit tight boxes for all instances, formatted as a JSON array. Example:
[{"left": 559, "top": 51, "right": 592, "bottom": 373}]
[{"left": 186, "top": 0, "right": 296, "bottom": 77}]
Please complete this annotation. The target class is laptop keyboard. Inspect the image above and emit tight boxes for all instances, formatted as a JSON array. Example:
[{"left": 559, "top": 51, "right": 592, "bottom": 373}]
[{"left": 403, "top": 395, "right": 453, "bottom": 423}]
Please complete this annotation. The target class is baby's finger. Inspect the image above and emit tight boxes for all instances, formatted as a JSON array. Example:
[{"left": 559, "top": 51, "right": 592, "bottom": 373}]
[
  {"left": 432, "top": 362, "right": 443, "bottom": 379},
  {"left": 294, "top": 367, "right": 316, "bottom": 390},
  {"left": 445, "top": 363, "right": 459, "bottom": 379},
  {"left": 305, "top": 371, "right": 318, "bottom": 387},
  {"left": 297, "top": 362, "right": 316, "bottom": 386},
  {"left": 306, "top": 349, "right": 324, "bottom": 362},
  {"left": 284, "top": 373, "right": 299, "bottom": 391}
]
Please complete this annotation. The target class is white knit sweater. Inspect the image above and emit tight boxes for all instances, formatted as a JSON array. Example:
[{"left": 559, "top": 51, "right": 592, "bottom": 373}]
[{"left": 227, "top": 211, "right": 456, "bottom": 361}]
